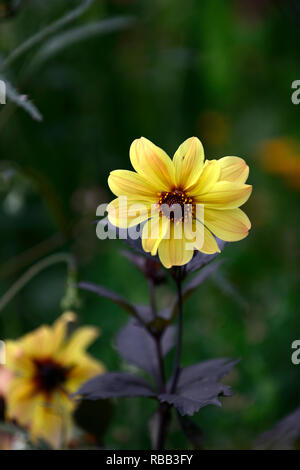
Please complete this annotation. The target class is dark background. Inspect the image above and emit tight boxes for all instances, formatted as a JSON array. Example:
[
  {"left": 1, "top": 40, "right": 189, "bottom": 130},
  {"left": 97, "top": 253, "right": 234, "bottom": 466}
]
[{"left": 0, "top": 0, "right": 300, "bottom": 449}]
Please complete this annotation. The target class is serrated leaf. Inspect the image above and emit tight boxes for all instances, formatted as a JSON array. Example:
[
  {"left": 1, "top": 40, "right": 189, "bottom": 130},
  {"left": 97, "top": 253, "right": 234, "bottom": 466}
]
[
  {"left": 176, "top": 358, "right": 240, "bottom": 389},
  {"left": 160, "top": 357, "right": 238, "bottom": 416},
  {"left": 159, "top": 380, "right": 232, "bottom": 416},
  {"left": 255, "top": 406, "right": 300, "bottom": 450},
  {"left": 76, "top": 372, "right": 155, "bottom": 400},
  {"left": 115, "top": 319, "right": 175, "bottom": 384}
]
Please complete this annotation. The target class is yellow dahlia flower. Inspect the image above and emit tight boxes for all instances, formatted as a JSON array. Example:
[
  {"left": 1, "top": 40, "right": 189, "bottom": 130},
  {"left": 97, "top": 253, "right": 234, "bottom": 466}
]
[
  {"left": 5, "top": 313, "right": 105, "bottom": 448},
  {"left": 107, "top": 137, "right": 252, "bottom": 269}
]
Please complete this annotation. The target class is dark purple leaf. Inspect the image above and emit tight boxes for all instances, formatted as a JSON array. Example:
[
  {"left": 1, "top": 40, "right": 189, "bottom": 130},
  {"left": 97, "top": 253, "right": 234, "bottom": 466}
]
[
  {"left": 161, "top": 325, "right": 176, "bottom": 356},
  {"left": 133, "top": 304, "right": 154, "bottom": 324},
  {"left": 115, "top": 319, "right": 175, "bottom": 383},
  {"left": 255, "top": 407, "right": 300, "bottom": 450},
  {"left": 78, "top": 281, "right": 164, "bottom": 326},
  {"left": 176, "top": 358, "right": 240, "bottom": 389},
  {"left": 155, "top": 307, "right": 174, "bottom": 324},
  {"left": 160, "top": 358, "right": 238, "bottom": 416},
  {"left": 159, "top": 380, "right": 232, "bottom": 416},
  {"left": 78, "top": 281, "right": 142, "bottom": 321},
  {"left": 115, "top": 320, "right": 157, "bottom": 380},
  {"left": 76, "top": 372, "right": 155, "bottom": 400}
]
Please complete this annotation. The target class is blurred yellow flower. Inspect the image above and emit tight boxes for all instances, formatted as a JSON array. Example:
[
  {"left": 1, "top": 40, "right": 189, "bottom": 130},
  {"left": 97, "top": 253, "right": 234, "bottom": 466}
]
[
  {"left": 260, "top": 137, "right": 300, "bottom": 190},
  {"left": 5, "top": 313, "right": 105, "bottom": 448},
  {"left": 107, "top": 137, "right": 252, "bottom": 268}
]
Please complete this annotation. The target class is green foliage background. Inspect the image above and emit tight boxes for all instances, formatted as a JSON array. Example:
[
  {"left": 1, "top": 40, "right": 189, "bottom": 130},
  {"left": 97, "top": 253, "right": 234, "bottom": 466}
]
[{"left": 0, "top": 0, "right": 300, "bottom": 449}]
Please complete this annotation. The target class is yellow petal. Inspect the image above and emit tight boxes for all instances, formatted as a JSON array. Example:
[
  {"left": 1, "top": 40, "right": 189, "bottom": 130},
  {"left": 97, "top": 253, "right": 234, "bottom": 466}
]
[
  {"left": 188, "top": 159, "right": 221, "bottom": 195},
  {"left": 18, "top": 326, "right": 53, "bottom": 359},
  {"left": 50, "top": 315, "right": 71, "bottom": 354},
  {"left": 30, "top": 395, "right": 69, "bottom": 449},
  {"left": 6, "top": 388, "right": 41, "bottom": 426},
  {"left": 158, "top": 228, "right": 194, "bottom": 269},
  {"left": 130, "top": 137, "right": 175, "bottom": 191},
  {"left": 108, "top": 170, "right": 158, "bottom": 200},
  {"left": 7, "top": 378, "right": 36, "bottom": 408},
  {"left": 5, "top": 341, "right": 34, "bottom": 375},
  {"left": 173, "top": 137, "right": 204, "bottom": 189},
  {"left": 195, "top": 182, "right": 252, "bottom": 209},
  {"left": 107, "top": 197, "right": 152, "bottom": 228},
  {"left": 204, "top": 208, "right": 251, "bottom": 241},
  {"left": 199, "top": 226, "right": 221, "bottom": 254},
  {"left": 60, "top": 327, "right": 99, "bottom": 364},
  {"left": 218, "top": 156, "right": 249, "bottom": 184},
  {"left": 66, "top": 356, "right": 105, "bottom": 392},
  {"left": 185, "top": 221, "right": 220, "bottom": 254},
  {"left": 142, "top": 214, "right": 170, "bottom": 256}
]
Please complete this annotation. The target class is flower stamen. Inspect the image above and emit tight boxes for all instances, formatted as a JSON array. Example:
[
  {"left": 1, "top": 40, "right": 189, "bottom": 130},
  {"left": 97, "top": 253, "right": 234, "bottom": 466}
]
[
  {"left": 33, "top": 358, "right": 70, "bottom": 393},
  {"left": 158, "top": 189, "right": 194, "bottom": 222}
]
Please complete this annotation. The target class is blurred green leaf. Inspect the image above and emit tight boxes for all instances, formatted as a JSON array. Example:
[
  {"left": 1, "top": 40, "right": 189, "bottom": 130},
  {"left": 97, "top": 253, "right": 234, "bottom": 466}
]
[
  {"left": 1, "top": 0, "right": 94, "bottom": 69},
  {"left": 27, "top": 16, "right": 136, "bottom": 73},
  {"left": 0, "top": 75, "right": 43, "bottom": 121}
]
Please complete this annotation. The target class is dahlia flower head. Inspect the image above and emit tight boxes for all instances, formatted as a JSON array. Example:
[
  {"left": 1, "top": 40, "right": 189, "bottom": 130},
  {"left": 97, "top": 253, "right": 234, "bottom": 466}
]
[
  {"left": 5, "top": 313, "right": 105, "bottom": 448},
  {"left": 107, "top": 137, "right": 252, "bottom": 269}
]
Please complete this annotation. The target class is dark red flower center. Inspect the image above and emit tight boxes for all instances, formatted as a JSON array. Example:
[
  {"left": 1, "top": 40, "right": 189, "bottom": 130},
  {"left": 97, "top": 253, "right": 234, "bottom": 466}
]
[
  {"left": 33, "top": 358, "right": 69, "bottom": 393},
  {"left": 158, "top": 190, "right": 194, "bottom": 222}
]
